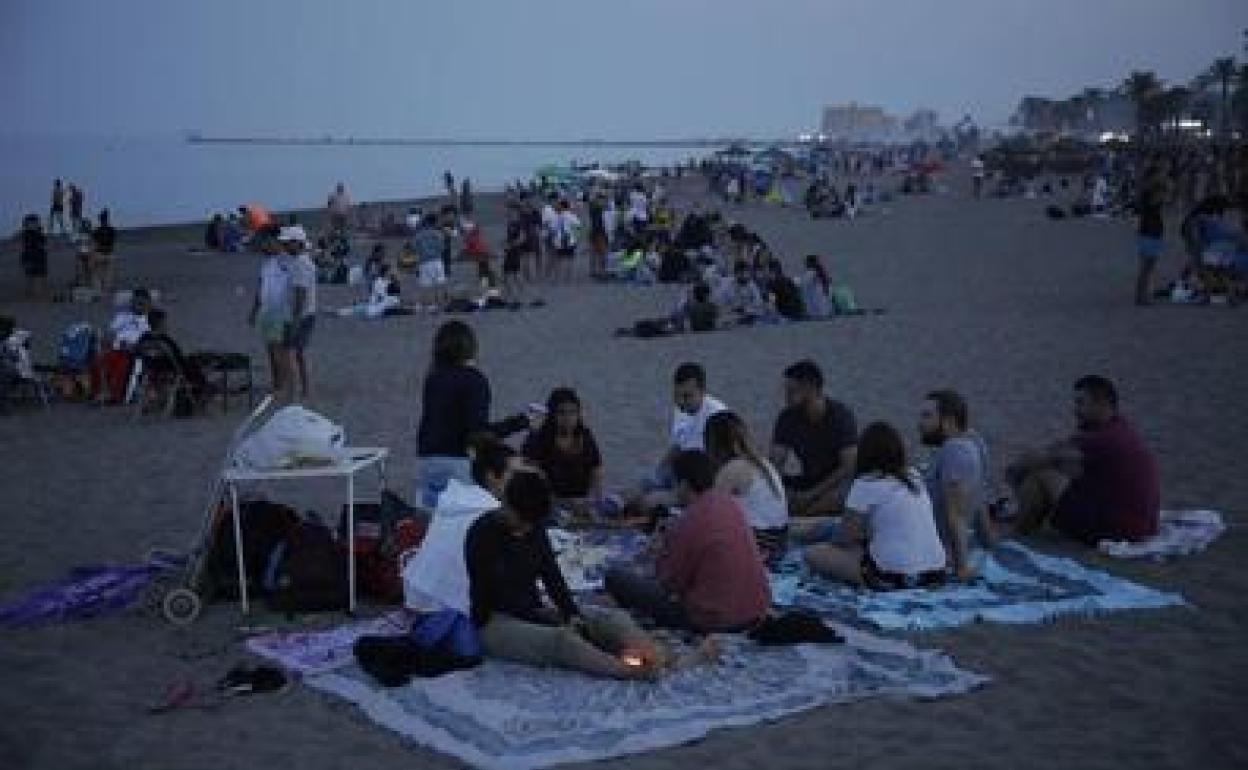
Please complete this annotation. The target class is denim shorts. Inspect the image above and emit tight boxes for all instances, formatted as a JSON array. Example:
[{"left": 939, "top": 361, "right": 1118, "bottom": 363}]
[
  {"left": 1136, "top": 235, "right": 1163, "bottom": 260},
  {"left": 257, "top": 310, "right": 289, "bottom": 345},
  {"left": 415, "top": 455, "right": 472, "bottom": 508}
]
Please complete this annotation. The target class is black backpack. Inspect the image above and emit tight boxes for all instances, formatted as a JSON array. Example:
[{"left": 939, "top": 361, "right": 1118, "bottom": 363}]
[
  {"left": 266, "top": 515, "right": 348, "bottom": 614},
  {"left": 206, "top": 499, "right": 298, "bottom": 601}
]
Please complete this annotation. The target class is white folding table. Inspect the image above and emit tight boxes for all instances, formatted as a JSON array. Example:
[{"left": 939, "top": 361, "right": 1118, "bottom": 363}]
[{"left": 222, "top": 447, "right": 389, "bottom": 614}]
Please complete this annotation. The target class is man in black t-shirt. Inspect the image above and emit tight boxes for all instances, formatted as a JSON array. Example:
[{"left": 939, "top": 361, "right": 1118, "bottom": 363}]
[
  {"left": 1134, "top": 164, "right": 1167, "bottom": 306},
  {"left": 769, "top": 359, "right": 857, "bottom": 516}
]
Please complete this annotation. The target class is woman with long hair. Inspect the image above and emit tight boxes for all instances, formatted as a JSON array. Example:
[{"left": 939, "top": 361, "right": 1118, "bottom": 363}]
[
  {"left": 804, "top": 421, "right": 947, "bottom": 588},
  {"left": 415, "top": 320, "right": 529, "bottom": 507},
  {"left": 523, "top": 387, "right": 604, "bottom": 520},
  {"left": 799, "top": 254, "right": 832, "bottom": 318},
  {"left": 704, "top": 411, "right": 788, "bottom": 564}
]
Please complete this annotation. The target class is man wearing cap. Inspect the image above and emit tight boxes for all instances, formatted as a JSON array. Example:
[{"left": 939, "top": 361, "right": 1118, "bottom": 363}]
[
  {"left": 248, "top": 225, "right": 294, "bottom": 401},
  {"left": 284, "top": 225, "right": 318, "bottom": 401}
]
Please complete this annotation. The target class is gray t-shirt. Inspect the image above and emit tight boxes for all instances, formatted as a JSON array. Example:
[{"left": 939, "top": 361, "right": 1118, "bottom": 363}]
[{"left": 922, "top": 431, "right": 989, "bottom": 549}]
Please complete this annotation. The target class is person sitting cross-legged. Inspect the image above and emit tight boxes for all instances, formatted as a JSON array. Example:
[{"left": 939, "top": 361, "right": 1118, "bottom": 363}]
[
  {"left": 605, "top": 450, "right": 772, "bottom": 632},
  {"left": 1008, "top": 375, "right": 1160, "bottom": 545},
  {"left": 466, "top": 470, "right": 666, "bottom": 679},
  {"left": 704, "top": 411, "right": 789, "bottom": 566},
  {"left": 804, "top": 422, "right": 948, "bottom": 589},
  {"left": 522, "top": 387, "right": 605, "bottom": 523},
  {"left": 769, "top": 359, "right": 858, "bottom": 517}
]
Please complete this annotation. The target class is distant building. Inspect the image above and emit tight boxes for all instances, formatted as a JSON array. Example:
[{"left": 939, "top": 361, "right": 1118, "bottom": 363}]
[
  {"left": 903, "top": 109, "right": 941, "bottom": 141},
  {"left": 821, "top": 102, "right": 899, "bottom": 141}
]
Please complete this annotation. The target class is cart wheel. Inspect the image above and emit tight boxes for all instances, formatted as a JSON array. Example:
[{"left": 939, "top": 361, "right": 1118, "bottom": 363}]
[{"left": 162, "top": 588, "right": 202, "bottom": 626}]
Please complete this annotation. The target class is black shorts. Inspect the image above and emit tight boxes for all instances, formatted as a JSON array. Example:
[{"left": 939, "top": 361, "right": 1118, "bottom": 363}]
[
  {"left": 285, "top": 315, "right": 316, "bottom": 350},
  {"left": 861, "top": 553, "right": 946, "bottom": 591},
  {"left": 503, "top": 252, "right": 522, "bottom": 274},
  {"left": 556, "top": 246, "right": 576, "bottom": 259}
]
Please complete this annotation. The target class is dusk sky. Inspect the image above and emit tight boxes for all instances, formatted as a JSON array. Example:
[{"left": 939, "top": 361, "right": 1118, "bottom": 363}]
[{"left": 3, "top": 0, "right": 1246, "bottom": 138}]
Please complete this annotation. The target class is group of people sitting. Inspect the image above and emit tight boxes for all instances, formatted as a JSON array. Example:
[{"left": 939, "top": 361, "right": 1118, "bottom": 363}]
[
  {"left": 403, "top": 319, "right": 1163, "bottom": 680},
  {"left": 623, "top": 250, "right": 860, "bottom": 338},
  {"left": 1172, "top": 194, "right": 1248, "bottom": 303}
]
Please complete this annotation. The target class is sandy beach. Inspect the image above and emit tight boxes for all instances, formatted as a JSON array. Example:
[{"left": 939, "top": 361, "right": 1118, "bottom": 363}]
[{"left": 1, "top": 168, "right": 1246, "bottom": 770}]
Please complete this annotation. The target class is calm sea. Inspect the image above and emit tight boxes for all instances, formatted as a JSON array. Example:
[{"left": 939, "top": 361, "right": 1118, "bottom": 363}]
[{"left": 0, "top": 133, "right": 693, "bottom": 232}]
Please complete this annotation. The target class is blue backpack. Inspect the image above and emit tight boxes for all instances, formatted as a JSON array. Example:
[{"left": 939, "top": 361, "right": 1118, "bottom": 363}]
[
  {"left": 409, "top": 608, "right": 481, "bottom": 659},
  {"left": 58, "top": 323, "right": 96, "bottom": 372}
]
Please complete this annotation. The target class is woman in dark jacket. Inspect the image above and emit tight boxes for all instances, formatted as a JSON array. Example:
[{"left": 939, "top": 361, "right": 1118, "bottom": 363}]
[{"left": 415, "top": 320, "right": 528, "bottom": 507}]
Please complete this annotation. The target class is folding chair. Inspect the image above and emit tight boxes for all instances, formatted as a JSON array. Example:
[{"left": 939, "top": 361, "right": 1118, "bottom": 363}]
[{"left": 130, "top": 337, "right": 201, "bottom": 418}]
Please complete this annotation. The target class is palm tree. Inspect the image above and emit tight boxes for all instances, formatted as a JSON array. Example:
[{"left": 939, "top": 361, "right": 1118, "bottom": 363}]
[
  {"left": 1156, "top": 86, "right": 1192, "bottom": 134},
  {"left": 1123, "top": 70, "right": 1163, "bottom": 137},
  {"left": 1208, "top": 57, "right": 1237, "bottom": 139},
  {"left": 1235, "top": 63, "right": 1248, "bottom": 133}
]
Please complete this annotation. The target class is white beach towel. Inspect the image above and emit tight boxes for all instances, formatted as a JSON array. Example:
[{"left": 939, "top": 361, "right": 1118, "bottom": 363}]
[{"left": 1097, "top": 509, "right": 1226, "bottom": 560}]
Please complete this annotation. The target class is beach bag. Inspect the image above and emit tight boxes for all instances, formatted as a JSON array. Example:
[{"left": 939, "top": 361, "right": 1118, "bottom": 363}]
[
  {"left": 58, "top": 323, "right": 96, "bottom": 372},
  {"left": 354, "top": 632, "right": 480, "bottom": 687},
  {"left": 265, "top": 514, "right": 348, "bottom": 613},
  {"left": 747, "top": 609, "right": 843, "bottom": 646},
  {"left": 233, "top": 405, "right": 346, "bottom": 470},
  {"left": 339, "top": 491, "right": 429, "bottom": 603},
  {"left": 205, "top": 499, "right": 298, "bottom": 600}
]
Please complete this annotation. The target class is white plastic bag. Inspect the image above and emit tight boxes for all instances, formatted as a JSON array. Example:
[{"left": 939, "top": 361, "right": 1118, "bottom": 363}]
[{"left": 232, "top": 405, "right": 346, "bottom": 470}]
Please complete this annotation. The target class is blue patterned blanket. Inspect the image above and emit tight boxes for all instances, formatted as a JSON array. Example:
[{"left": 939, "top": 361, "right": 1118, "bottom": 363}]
[{"left": 771, "top": 541, "right": 1187, "bottom": 631}]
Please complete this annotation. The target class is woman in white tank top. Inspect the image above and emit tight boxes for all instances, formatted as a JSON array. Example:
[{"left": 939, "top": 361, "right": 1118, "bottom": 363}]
[{"left": 705, "top": 411, "right": 789, "bottom": 565}]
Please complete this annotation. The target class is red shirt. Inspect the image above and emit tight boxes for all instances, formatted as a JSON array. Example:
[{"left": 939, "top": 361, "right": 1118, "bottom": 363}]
[
  {"left": 657, "top": 490, "right": 771, "bottom": 631},
  {"left": 1056, "top": 416, "right": 1160, "bottom": 543},
  {"left": 464, "top": 227, "right": 490, "bottom": 259}
]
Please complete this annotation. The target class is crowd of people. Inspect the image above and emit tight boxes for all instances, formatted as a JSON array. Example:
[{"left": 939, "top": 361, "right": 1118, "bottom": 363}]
[{"left": 400, "top": 318, "right": 1163, "bottom": 680}]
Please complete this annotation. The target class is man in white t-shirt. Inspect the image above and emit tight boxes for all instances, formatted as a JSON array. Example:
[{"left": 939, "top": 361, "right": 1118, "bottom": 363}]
[
  {"left": 669, "top": 362, "right": 726, "bottom": 453},
  {"left": 629, "top": 362, "right": 727, "bottom": 514},
  {"left": 539, "top": 195, "right": 559, "bottom": 279},
  {"left": 628, "top": 185, "right": 649, "bottom": 233},
  {"left": 107, "top": 289, "right": 153, "bottom": 351},
  {"left": 282, "top": 225, "right": 317, "bottom": 401},
  {"left": 551, "top": 199, "right": 581, "bottom": 283},
  {"left": 248, "top": 225, "right": 294, "bottom": 401}
]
